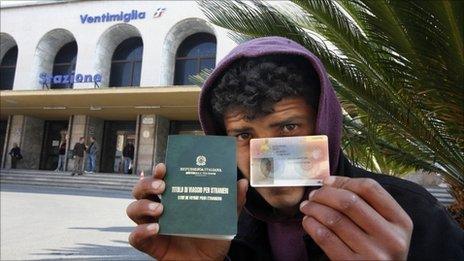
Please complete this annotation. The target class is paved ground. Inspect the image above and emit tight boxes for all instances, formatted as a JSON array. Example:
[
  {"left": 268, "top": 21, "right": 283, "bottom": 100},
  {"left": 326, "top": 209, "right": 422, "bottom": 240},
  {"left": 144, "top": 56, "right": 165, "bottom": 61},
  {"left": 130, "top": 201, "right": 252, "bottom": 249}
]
[{"left": 0, "top": 184, "right": 151, "bottom": 260}]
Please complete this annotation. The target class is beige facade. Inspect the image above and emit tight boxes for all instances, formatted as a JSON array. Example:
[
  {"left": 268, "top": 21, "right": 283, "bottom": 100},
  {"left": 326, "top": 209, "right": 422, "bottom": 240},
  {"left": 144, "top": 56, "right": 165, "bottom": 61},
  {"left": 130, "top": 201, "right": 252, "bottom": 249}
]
[{"left": 0, "top": 0, "right": 231, "bottom": 173}]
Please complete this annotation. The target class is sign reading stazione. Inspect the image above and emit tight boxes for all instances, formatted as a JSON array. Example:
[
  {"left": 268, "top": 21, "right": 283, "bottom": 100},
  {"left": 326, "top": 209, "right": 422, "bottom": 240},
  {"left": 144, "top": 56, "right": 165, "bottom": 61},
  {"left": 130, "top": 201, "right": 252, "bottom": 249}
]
[
  {"left": 80, "top": 8, "right": 166, "bottom": 24},
  {"left": 39, "top": 72, "right": 102, "bottom": 86}
]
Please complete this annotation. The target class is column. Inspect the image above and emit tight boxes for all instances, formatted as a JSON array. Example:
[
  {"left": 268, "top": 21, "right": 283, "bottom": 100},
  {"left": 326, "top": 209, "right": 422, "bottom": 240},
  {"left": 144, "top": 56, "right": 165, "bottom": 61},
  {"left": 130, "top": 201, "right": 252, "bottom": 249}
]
[
  {"left": 3, "top": 115, "right": 44, "bottom": 169},
  {"left": 135, "top": 115, "right": 170, "bottom": 175}
]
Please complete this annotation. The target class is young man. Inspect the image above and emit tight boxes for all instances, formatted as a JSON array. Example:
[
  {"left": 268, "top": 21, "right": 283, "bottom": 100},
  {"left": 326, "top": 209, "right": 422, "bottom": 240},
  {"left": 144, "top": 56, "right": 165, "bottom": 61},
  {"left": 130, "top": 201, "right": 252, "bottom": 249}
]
[
  {"left": 123, "top": 141, "right": 135, "bottom": 174},
  {"left": 71, "top": 137, "right": 86, "bottom": 176},
  {"left": 9, "top": 143, "right": 22, "bottom": 169},
  {"left": 127, "top": 37, "right": 463, "bottom": 260},
  {"left": 85, "top": 136, "right": 98, "bottom": 174},
  {"left": 55, "top": 137, "right": 67, "bottom": 172}
]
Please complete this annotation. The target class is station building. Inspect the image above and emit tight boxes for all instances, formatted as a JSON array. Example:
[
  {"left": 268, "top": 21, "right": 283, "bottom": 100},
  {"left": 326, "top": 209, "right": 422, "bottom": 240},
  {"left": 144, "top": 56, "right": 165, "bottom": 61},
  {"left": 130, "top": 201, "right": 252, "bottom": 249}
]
[{"left": 0, "top": 0, "right": 238, "bottom": 174}]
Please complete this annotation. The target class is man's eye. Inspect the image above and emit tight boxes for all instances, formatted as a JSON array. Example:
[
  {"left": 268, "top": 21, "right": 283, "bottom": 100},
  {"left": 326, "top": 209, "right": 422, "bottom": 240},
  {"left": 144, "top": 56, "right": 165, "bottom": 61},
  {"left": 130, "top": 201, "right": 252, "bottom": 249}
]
[
  {"left": 282, "top": 124, "right": 297, "bottom": 133},
  {"left": 236, "top": 133, "right": 251, "bottom": 141}
]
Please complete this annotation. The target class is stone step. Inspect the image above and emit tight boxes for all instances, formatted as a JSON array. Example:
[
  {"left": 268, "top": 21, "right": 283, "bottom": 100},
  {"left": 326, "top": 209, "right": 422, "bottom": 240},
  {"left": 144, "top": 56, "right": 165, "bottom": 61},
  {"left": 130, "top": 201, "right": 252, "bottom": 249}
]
[
  {"left": 429, "top": 192, "right": 453, "bottom": 198},
  {"left": 0, "top": 176, "right": 138, "bottom": 187},
  {"left": 0, "top": 180, "right": 134, "bottom": 192},
  {"left": 435, "top": 198, "right": 455, "bottom": 204},
  {"left": 1, "top": 169, "right": 140, "bottom": 180},
  {"left": 0, "top": 169, "right": 138, "bottom": 191},
  {"left": 425, "top": 187, "right": 455, "bottom": 206},
  {"left": 1, "top": 175, "right": 136, "bottom": 187},
  {"left": 426, "top": 187, "right": 450, "bottom": 193},
  {"left": 0, "top": 172, "right": 139, "bottom": 182},
  {"left": 1, "top": 175, "right": 137, "bottom": 187}
]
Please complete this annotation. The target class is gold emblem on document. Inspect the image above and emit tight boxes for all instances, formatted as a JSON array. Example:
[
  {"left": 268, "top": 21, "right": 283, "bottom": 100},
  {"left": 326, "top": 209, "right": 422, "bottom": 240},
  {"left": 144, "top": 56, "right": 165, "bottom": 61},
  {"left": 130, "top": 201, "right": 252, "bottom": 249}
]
[{"left": 196, "top": 155, "right": 207, "bottom": 166}]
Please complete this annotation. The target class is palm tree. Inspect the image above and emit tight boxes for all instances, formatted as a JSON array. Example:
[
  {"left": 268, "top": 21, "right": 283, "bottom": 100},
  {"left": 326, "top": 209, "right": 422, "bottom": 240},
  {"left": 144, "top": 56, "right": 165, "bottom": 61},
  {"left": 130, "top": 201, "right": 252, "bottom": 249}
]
[{"left": 197, "top": 0, "right": 463, "bottom": 223}]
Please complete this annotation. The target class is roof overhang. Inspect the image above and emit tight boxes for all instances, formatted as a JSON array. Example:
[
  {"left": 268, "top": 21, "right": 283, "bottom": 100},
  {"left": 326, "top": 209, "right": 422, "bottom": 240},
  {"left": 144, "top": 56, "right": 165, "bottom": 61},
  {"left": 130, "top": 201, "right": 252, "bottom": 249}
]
[{"left": 0, "top": 86, "right": 201, "bottom": 121}]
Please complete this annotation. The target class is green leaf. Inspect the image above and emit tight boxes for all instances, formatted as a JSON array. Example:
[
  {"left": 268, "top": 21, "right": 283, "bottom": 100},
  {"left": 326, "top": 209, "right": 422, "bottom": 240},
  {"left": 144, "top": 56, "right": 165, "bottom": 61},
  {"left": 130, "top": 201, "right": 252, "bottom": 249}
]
[{"left": 198, "top": 0, "right": 464, "bottom": 189}]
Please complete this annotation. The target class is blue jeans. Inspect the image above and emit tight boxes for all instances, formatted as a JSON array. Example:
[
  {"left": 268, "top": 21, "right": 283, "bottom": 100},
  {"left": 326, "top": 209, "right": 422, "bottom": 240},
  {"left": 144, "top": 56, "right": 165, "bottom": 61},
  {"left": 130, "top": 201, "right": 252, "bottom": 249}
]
[
  {"left": 55, "top": 154, "right": 65, "bottom": 171},
  {"left": 86, "top": 154, "right": 96, "bottom": 172},
  {"left": 123, "top": 157, "right": 132, "bottom": 174}
]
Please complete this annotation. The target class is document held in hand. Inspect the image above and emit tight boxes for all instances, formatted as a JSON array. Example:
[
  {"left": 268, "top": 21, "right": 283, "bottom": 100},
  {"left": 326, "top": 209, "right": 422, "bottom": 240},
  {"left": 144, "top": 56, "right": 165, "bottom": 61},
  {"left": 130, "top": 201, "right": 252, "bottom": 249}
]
[
  {"left": 250, "top": 135, "right": 330, "bottom": 187},
  {"left": 159, "top": 135, "right": 237, "bottom": 239}
]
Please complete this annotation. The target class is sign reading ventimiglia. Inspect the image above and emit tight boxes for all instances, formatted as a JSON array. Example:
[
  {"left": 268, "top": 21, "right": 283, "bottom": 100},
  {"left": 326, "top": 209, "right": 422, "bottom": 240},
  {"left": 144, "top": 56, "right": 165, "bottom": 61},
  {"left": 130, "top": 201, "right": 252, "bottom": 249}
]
[{"left": 80, "top": 8, "right": 166, "bottom": 24}]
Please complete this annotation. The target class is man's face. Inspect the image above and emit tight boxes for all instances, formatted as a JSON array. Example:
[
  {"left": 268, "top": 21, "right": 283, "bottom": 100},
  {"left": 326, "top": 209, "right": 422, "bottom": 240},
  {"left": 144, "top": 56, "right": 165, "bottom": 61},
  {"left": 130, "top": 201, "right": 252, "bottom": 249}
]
[{"left": 224, "top": 97, "right": 316, "bottom": 212}]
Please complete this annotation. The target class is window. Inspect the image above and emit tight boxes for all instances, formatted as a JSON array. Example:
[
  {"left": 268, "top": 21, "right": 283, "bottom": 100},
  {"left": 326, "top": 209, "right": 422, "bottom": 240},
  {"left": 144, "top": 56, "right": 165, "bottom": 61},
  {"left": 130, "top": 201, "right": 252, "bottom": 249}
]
[
  {"left": 109, "top": 37, "right": 143, "bottom": 87},
  {"left": 174, "top": 33, "right": 216, "bottom": 85},
  {"left": 51, "top": 41, "right": 77, "bottom": 89},
  {"left": 0, "top": 46, "right": 18, "bottom": 90}
]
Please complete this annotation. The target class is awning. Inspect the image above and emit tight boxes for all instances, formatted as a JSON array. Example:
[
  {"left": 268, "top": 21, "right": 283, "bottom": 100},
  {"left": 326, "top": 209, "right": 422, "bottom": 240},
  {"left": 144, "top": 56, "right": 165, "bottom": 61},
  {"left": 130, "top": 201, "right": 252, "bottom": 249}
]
[{"left": 0, "top": 86, "right": 201, "bottom": 120}]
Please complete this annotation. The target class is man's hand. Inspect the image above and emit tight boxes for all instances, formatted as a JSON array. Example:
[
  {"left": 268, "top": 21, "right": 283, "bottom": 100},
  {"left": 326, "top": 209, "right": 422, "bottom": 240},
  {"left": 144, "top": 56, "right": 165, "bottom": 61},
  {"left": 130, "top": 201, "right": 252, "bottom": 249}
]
[
  {"left": 126, "top": 163, "right": 249, "bottom": 260},
  {"left": 299, "top": 176, "right": 413, "bottom": 260}
]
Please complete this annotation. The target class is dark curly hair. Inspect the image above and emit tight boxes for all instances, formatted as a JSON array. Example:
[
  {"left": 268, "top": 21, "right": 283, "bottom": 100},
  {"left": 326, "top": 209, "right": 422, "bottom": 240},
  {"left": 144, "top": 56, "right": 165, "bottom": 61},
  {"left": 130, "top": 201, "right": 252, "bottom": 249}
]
[{"left": 210, "top": 55, "right": 320, "bottom": 121}]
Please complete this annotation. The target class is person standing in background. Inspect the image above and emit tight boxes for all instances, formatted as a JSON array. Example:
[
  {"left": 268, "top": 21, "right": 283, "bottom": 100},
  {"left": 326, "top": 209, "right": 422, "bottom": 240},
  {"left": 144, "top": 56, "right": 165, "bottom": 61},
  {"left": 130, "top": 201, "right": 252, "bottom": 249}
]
[
  {"left": 55, "top": 138, "right": 67, "bottom": 172},
  {"left": 122, "top": 141, "right": 135, "bottom": 174},
  {"left": 9, "top": 143, "right": 22, "bottom": 169},
  {"left": 85, "top": 136, "right": 98, "bottom": 174},
  {"left": 71, "top": 137, "right": 86, "bottom": 176}
]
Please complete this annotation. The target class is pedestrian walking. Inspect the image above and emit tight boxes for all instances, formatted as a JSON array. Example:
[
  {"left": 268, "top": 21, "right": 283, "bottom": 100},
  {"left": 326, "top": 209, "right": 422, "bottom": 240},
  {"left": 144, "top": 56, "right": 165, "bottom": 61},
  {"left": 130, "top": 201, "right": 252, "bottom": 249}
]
[
  {"left": 85, "top": 136, "right": 98, "bottom": 174},
  {"left": 71, "top": 137, "right": 86, "bottom": 176},
  {"left": 8, "top": 143, "right": 22, "bottom": 169},
  {"left": 122, "top": 141, "right": 134, "bottom": 174},
  {"left": 55, "top": 138, "right": 66, "bottom": 172}
]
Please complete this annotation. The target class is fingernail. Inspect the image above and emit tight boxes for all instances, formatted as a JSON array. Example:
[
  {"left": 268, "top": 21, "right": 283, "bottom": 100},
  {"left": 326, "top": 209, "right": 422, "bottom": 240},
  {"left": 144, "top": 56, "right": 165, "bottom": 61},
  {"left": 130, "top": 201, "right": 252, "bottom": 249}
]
[
  {"left": 156, "top": 163, "right": 166, "bottom": 173},
  {"left": 148, "top": 203, "right": 159, "bottom": 211},
  {"left": 300, "top": 200, "right": 309, "bottom": 210},
  {"left": 309, "top": 190, "right": 317, "bottom": 199},
  {"left": 152, "top": 180, "right": 163, "bottom": 190},
  {"left": 147, "top": 223, "right": 159, "bottom": 233},
  {"left": 139, "top": 171, "right": 144, "bottom": 180},
  {"left": 324, "top": 176, "right": 335, "bottom": 186}
]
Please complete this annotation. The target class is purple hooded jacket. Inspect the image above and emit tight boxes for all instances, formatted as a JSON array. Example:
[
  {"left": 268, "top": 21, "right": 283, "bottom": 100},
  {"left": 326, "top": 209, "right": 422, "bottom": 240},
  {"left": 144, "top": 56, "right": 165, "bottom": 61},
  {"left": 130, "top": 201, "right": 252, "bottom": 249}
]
[{"left": 197, "top": 37, "right": 463, "bottom": 261}]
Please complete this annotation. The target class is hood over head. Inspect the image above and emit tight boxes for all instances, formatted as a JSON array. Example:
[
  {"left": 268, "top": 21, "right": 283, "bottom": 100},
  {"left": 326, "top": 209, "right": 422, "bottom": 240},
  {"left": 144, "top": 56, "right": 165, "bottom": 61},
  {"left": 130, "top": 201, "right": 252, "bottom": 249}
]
[{"left": 198, "top": 36, "right": 342, "bottom": 222}]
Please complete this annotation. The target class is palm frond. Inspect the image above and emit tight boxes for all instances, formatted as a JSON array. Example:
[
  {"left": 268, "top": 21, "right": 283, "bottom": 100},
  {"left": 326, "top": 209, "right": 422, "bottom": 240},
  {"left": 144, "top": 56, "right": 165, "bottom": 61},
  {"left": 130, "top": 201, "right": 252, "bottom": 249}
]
[
  {"left": 198, "top": 0, "right": 464, "bottom": 189},
  {"left": 189, "top": 68, "right": 214, "bottom": 87}
]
